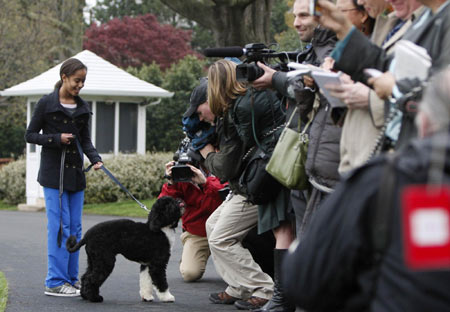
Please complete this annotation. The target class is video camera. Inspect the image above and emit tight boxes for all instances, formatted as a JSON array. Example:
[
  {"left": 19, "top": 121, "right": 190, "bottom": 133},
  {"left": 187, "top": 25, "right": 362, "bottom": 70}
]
[
  {"left": 171, "top": 137, "right": 203, "bottom": 183},
  {"left": 203, "top": 43, "right": 298, "bottom": 82}
]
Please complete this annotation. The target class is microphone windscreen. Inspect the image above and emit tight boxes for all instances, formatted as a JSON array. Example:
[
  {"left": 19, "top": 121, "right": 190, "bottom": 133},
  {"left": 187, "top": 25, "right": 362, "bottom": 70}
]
[{"left": 203, "top": 46, "right": 244, "bottom": 57}]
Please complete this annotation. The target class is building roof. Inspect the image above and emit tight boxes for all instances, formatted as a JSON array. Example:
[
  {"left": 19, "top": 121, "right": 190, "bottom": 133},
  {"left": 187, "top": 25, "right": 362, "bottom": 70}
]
[{"left": 0, "top": 50, "right": 173, "bottom": 99}]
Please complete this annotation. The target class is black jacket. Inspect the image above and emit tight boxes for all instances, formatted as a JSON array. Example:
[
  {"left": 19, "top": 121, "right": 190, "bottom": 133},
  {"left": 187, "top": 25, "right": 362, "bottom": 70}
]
[
  {"left": 204, "top": 114, "right": 246, "bottom": 195},
  {"left": 25, "top": 89, "right": 101, "bottom": 191},
  {"left": 283, "top": 131, "right": 450, "bottom": 311},
  {"left": 273, "top": 27, "right": 341, "bottom": 188}
]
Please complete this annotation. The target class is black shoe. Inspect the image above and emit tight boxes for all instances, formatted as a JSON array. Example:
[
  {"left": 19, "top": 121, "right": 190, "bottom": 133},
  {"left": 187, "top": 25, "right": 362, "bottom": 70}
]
[
  {"left": 209, "top": 291, "right": 239, "bottom": 304},
  {"left": 234, "top": 296, "right": 269, "bottom": 310}
]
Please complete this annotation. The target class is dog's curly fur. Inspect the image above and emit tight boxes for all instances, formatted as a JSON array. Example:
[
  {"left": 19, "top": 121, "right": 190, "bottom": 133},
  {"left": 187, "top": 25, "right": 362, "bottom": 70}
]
[{"left": 66, "top": 196, "right": 183, "bottom": 303}]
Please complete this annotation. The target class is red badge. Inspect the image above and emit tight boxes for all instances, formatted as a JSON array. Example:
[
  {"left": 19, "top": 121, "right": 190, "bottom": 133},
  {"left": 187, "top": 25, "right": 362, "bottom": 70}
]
[{"left": 402, "top": 185, "right": 450, "bottom": 270}]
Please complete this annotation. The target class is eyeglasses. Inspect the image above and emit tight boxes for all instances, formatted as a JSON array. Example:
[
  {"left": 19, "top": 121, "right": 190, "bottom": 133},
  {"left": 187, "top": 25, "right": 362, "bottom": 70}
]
[{"left": 339, "top": 7, "right": 359, "bottom": 12}]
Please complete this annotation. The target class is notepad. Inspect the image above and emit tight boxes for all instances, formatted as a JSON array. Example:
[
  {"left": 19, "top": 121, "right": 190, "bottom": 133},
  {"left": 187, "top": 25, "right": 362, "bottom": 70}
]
[
  {"left": 311, "top": 71, "right": 346, "bottom": 108},
  {"left": 393, "top": 40, "right": 431, "bottom": 81}
]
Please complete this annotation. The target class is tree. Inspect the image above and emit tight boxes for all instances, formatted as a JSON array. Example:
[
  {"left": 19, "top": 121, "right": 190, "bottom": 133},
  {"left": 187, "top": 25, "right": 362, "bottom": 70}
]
[
  {"left": 83, "top": 14, "right": 196, "bottom": 69},
  {"left": 271, "top": 0, "right": 290, "bottom": 38},
  {"left": 0, "top": 0, "right": 85, "bottom": 90},
  {"left": 130, "top": 55, "right": 207, "bottom": 151},
  {"left": 0, "top": 0, "right": 85, "bottom": 158},
  {"left": 91, "top": 0, "right": 179, "bottom": 25},
  {"left": 90, "top": 0, "right": 216, "bottom": 53},
  {"left": 160, "top": 0, "right": 274, "bottom": 47}
]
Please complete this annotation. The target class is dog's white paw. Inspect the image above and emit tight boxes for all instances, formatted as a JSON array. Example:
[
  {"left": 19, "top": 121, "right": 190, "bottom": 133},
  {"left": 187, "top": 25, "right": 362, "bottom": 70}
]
[
  {"left": 156, "top": 289, "right": 175, "bottom": 302},
  {"left": 141, "top": 295, "right": 154, "bottom": 302},
  {"left": 139, "top": 267, "right": 153, "bottom": 302}
]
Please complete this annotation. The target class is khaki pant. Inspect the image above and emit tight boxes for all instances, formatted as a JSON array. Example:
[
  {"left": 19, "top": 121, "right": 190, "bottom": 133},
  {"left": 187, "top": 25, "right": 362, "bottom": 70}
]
[
  {"left": 179, "top": 231, "right": 210, "bottom": 282},
  {"left": 206, "top": 194, "right": 273, "bottom": 300}
]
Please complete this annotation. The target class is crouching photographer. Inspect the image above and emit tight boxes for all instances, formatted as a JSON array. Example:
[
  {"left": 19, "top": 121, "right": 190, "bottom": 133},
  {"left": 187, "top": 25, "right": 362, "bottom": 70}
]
[
  {"left": 159, "top": 129, "right": 227, "bottom": 283},
  {"left": 197, "top": 60, "right": 295, "bottom": 311}
]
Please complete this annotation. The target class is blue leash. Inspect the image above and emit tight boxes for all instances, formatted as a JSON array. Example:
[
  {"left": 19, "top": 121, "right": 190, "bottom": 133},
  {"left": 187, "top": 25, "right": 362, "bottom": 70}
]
[{"left": 75, "top": 139, "right": 149, "bottom": 212}]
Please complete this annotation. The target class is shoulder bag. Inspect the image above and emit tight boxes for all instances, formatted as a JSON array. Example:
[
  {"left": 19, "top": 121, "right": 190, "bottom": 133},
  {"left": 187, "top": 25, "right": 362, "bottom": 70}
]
[{"left": 266, "top": 106, "right": 312, "bottom": 190}]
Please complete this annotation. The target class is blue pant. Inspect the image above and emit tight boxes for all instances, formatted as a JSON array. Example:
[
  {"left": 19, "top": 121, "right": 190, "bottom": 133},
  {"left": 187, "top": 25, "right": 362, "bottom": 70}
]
[{"left": 43, "top": 187, "right": 84, "bottom": 288}]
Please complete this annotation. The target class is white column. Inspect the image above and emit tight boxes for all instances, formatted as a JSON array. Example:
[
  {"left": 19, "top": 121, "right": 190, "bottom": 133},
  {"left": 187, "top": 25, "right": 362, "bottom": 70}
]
[{"left": 137, "top": 103, "right": 147, "bottom": 154}]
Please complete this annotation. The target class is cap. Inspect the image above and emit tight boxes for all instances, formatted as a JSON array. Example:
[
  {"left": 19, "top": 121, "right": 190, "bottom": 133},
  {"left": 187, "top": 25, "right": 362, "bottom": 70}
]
[{"left": 183, "top": 78, "right": 208, "bottom": 118}]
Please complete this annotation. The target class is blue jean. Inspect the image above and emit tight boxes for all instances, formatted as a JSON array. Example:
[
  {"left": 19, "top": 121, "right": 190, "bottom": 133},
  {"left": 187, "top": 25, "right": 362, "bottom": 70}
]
[{"left": 43, "top": 187, "right": 84, "bottom": 288}]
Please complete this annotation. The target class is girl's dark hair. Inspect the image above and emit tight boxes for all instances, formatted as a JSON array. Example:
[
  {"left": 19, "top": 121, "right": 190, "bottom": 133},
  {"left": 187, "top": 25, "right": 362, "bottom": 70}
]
[{"left": 54, "top": 58, "right": 87, "bottom": 89}]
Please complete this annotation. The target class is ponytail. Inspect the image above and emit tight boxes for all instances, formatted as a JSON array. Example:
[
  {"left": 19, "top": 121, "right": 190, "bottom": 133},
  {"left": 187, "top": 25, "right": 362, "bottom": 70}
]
[{"left": 54, "top": 80, "right": 62, "bottom": 89}]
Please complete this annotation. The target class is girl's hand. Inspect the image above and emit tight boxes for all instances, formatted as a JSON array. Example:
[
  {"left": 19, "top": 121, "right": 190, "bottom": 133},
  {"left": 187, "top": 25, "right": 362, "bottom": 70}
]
[
  {"left": 93, "top": 162, "right": 103, "bottom": 170},
  {"left": 61, "top": 133, "right": 75, "bottom": 145}
]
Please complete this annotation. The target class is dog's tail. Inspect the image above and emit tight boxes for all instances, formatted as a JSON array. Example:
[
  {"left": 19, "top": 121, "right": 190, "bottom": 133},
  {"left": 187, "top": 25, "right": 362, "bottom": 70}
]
[{"left": 66, "top": 235, "right": 86, "bottom": 253}]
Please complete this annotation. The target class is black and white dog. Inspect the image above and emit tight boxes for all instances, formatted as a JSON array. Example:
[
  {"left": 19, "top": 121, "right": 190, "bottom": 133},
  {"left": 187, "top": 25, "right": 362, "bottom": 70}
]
[{"left": 66, "top": 196, "right": 183, "bottom": 303}]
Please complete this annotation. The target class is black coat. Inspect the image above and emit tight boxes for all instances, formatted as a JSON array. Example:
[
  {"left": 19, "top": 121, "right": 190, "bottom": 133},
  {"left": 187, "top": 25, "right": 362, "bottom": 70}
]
[
  {"left": 273, "top": 27, "right": 341, "bottom": 188},
  {"left": 25, "top": 89, "right": 101, "bottom": 191},
  {"left": 282, "top": 132, "right": 450, "bottom": 311}
]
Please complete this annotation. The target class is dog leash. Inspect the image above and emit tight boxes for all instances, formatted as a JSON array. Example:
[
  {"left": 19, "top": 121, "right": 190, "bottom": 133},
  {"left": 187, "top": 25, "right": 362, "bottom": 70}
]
[
  {"left": 85, "top": 163, "right": 149, "bottom": 212},
  {"left": 74, "top": 139, "right": 149, "bottom": 212},
  {"left": 57, "top": 146, "right": 67, "bottom": 247}
]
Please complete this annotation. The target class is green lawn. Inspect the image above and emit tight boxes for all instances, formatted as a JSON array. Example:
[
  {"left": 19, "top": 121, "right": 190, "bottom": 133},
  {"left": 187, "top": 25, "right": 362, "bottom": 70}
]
[
  {"left": 0, "top": 198, "right": 157, "bottom": 218},
  {"left": 0, "top": 272, "right": 7, "bottom": 312},
  {"left": 0, "top": 201, "right": 16, "bottom": 211},
  {"left": 83, "top": 198, "right": 157, "bottom": 218}
]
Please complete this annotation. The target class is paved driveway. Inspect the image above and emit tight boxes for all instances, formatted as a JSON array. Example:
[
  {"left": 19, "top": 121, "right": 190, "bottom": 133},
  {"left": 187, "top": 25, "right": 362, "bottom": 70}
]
[{"left": 0, "top": 210, "right": 237, "bottom": 312}]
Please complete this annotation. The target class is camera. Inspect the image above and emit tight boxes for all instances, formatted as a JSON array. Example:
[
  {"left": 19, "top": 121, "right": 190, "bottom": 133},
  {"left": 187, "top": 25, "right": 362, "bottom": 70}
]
[
  {"left": 203, "top": 43, "right": 299, "bottom": 82},
  {"left": 171, "top": 137, "right": 202, "bottom": 183}
]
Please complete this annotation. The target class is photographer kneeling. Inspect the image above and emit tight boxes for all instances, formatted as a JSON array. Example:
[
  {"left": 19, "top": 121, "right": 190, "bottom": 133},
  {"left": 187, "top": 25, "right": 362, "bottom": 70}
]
[
  {"left": 200, "top": 60, "right": 293, "bottom": 311},
  {"left": 159, "top": 156, "right": 226, "bottom": 282}
]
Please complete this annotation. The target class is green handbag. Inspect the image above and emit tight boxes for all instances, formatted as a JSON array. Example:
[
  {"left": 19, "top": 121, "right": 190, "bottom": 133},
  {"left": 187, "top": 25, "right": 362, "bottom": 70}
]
[{"left": 266, "top": 107, "right": 312, "bottom": 190}]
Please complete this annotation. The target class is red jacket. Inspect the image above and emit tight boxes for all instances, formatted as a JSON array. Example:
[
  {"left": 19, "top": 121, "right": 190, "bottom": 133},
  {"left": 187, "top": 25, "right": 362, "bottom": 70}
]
[{"left": 158, "top": 176, "right": 226, "bottom": 237}]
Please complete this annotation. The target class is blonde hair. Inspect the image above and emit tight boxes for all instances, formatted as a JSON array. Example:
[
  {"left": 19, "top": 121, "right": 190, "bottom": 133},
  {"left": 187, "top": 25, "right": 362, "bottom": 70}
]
[{"left": 207, "top": 60, "right": 247, "bottom": 117}]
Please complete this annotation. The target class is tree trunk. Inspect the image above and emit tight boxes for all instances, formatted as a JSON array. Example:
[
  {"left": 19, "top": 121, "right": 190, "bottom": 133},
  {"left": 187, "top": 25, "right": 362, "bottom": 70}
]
[{"left": 160, "top": 0, "right": 273, "bottom": 47}]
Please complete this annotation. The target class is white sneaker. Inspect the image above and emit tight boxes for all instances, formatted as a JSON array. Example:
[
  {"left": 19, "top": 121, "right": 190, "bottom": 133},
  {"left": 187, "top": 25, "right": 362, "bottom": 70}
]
[
  {"left": 73, "top": 281, "right": 81, "bottom": 290},
  {"left": 44, "top": 283, "right": 80, "bottom": 297}
]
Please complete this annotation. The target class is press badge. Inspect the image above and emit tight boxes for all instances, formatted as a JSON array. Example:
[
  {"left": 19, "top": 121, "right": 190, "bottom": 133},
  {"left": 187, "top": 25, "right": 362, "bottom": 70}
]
[{"left": 402, "top": 185, "right": 450, "bottom": 270}]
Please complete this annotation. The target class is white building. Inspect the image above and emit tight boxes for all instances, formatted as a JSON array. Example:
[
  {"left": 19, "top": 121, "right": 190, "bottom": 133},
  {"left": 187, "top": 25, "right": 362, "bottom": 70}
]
[{"left": 0, "top": 50, "right": 173, "bottom": 209}]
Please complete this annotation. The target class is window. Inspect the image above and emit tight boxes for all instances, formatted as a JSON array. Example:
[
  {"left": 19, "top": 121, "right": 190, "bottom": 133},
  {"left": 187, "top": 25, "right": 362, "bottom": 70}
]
[
  {"left": 95, "top": 102, "right": 115, "bottom": 153},
  {"left": 119, "top": 102, "right": 137, "bottom": 153}
]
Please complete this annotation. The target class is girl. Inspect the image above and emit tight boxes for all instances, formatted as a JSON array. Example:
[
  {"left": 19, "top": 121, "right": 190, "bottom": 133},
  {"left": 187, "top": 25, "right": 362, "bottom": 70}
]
[{"left": 25, "top": 58, "right": 102, "bottom": 297}]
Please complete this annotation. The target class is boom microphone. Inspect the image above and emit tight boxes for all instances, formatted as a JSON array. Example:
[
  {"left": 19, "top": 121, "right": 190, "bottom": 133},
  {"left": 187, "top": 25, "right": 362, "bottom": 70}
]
[{"left": 203, "top": 46, "right": 245, "bottom": 58}]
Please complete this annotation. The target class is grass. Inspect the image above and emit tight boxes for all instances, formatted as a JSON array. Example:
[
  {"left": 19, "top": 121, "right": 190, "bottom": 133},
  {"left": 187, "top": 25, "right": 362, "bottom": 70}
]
[
  {"left": 0, "top": 198, "right": 158, "bottom": 218},
  {"left": 0, "top": 272, "right": 7, "bottom": 312},
  {"left": 82, "top": 198, "right": 157, "bottom": 218},
  {"left": 0, "top": 201, "right": 16, "bottom": 211}
]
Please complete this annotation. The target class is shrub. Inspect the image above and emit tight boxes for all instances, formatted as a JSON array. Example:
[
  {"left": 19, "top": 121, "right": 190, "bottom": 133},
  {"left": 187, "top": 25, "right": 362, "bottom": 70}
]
[
  {"left": 0, "top": 153, "right": 171, "bottom": 205},
  {"left": 84, "top": 152, "right": 172, "bottom": 204},
  {"left": 0, "top": 157, "right": 26, "bottom": 205}
]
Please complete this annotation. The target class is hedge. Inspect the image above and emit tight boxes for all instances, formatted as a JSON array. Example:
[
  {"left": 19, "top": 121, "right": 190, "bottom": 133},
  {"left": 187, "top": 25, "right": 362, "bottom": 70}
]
[{"left": 0, "top": 152, "right": 172, "bottom": 205}]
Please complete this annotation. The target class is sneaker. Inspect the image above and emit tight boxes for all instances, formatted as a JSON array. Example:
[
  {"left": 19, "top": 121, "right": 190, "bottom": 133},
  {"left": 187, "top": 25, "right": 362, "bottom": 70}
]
[
  {"left": 44, "top": 283, "right": 80, "bottom": 297},
  {"left": 72, "top": 281, "right": 81, "bottom": 290},
  {"left": 209, "top": 291, "right": 239, "bottom": 304},
  {"left": 234, "top": 296, "right": 269, "bottom": 310}
]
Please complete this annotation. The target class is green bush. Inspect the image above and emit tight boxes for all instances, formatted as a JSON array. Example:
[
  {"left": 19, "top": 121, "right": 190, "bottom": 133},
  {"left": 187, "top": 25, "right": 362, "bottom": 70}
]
[
  {"left": 0, "top": 153, "right": 171, "bottom": 205},
  {"left": 84, "top": 152, "right": 171, "bottom": 204},
  {"left": 0, "top": 157, "right": 26, "bottom": 205}
]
